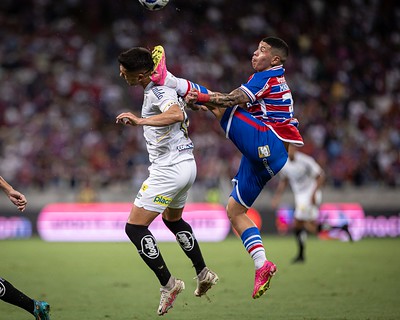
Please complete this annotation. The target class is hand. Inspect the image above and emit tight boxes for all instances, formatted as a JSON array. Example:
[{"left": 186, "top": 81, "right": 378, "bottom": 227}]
[
  {"left": 116, "top": 112, "right": 142, "bottom": 126},
  {"left": 8, "top": 190, "right": 27, "bottom": 212},
  {"left": 185, "top": 90, "right": 208, "bottom": 112},
  {"left": 184, "top": 89, "right": 199, "bottom": 105}
]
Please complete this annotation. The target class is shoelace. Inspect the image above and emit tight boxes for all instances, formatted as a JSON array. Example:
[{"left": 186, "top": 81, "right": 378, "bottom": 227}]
[{"left": 159, "top": 289, "right": 174, "bottom": 313}]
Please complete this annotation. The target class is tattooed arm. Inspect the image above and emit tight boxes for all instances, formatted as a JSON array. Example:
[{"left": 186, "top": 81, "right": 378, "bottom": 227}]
[
  {"left": 207, "top": 88, "right": 249, "bottom": 108},
  {"left": 185, "top": 87, "right": 249, "bottom": 120}
]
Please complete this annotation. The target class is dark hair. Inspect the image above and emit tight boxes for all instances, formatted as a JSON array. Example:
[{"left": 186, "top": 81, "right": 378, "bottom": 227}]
[
  {"left": 262, "top": 37, "right": 289, "bottom": 63},
  {"left": 117, "top": 47, "right": 154, "bottom": 73}
]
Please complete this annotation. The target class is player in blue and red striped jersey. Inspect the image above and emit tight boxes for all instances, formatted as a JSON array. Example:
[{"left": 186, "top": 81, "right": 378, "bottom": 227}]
[{"left": 151, "top": 37, "right": 303, "bottom": 300}]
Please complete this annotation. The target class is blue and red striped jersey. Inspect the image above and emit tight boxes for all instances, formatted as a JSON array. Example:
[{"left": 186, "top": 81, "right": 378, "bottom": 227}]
[{"left": 239, "top": 65, "right": 303, "bottom": 146}]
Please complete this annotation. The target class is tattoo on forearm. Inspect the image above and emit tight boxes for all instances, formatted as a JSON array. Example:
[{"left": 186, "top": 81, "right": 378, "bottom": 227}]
[{"left": 209, "top": 89, "right": 247, "bottom": 107}]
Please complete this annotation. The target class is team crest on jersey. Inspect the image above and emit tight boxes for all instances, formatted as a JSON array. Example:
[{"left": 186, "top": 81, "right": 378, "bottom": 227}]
[
  {"left": 176, "top": 231, "right": 195, "bottom": 251},
  {"left": 153, "top": 195, "right": 172, "bottom": 206},
  {"left": 258, "top": 145, "right": 271, "bottom": 158},
  {"left": 140, "top": 235, "right": 159, "bottom": 259},
  {"left": 136, "top": 184, "right": 148, "bottom": 200}
]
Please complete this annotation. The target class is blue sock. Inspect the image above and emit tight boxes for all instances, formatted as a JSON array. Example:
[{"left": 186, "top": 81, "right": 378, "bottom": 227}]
[{"left": 241, "top": 227, "right": 267, "bottom": 269}]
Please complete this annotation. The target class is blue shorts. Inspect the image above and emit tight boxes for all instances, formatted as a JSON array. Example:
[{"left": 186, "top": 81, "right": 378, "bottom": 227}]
[{"left": 220, "top": 106, "right": 288, "bottom": 208}]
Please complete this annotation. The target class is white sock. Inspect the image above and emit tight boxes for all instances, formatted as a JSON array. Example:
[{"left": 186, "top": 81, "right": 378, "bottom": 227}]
[
  {"left": 253, "top": 250, "right": 267, "bottom": 269},
  {"left": 241, "top": 227, "right": 267, "bottom": 269}
]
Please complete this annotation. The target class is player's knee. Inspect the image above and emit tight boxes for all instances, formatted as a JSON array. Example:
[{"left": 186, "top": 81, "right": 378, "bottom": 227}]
[
  {"left": 125, "top": 223, "right": 150, "bottom": 246},
  {"left": 226, "top": 206, "right": 244, "bottom": 224},
  {"left": 163, "top": 217, "right": 191, "bottom": 232},
  {"left": 225, "top": 204, "right": 233, "bottom": 221}
]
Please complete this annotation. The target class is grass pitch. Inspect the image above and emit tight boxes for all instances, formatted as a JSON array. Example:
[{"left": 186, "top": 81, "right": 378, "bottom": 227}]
[{"left": 1, "top": 236, "right": 400, "bottom": 320}]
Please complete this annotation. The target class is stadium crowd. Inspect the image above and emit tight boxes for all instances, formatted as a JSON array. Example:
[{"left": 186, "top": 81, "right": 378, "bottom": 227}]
[{"left": 0, "top": 0, "right": 399, "bottom": 194}]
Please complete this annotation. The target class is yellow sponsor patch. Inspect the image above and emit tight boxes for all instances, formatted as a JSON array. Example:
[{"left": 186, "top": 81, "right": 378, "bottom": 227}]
[
  {"left": 153, "top": 195, "right": 172, "bottom": 206},
  {"left": 258, "top": 145, "right": 271, "bottom": 158},
  {"left": 141, "top": 184, "right": 148, "bottom": 192}
]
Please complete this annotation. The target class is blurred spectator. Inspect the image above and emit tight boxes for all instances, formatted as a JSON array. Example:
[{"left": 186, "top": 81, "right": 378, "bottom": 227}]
[{"left": 0, "top": 0, "right": 399, "bottom": 192}]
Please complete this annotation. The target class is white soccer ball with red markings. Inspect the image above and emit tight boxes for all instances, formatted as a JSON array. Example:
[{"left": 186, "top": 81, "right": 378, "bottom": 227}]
[{"left": 138, "top": 0, "right": 169, "bottom": 11}]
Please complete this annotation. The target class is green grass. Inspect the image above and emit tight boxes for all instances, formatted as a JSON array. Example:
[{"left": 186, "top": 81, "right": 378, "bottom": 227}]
[{"left": 1, "top": 236, "right": 400, "bottom": 320}]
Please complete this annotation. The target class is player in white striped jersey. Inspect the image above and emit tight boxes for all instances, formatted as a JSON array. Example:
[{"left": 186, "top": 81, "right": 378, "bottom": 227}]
[{"left": 116, "top": 47, "right": 217, "bottom": 316}]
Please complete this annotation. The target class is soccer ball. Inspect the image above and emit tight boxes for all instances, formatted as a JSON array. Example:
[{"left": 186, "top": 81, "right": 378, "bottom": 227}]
[{"left": 138, "top": 0, "right": 169, "bottom": 11}]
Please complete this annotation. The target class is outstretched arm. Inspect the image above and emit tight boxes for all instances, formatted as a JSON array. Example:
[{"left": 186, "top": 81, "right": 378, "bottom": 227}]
[
  {"left": 186, "top": 88, "right": 249, "bottom": 108},
  {"left": 185, "top": 88, "right": 250, "bottom": 120},
  {"left": 207, "top": 88, "right": 250, "bottom": 108},
  {"left": 0, "top": 176, "right": 27, "bottom": 211}
]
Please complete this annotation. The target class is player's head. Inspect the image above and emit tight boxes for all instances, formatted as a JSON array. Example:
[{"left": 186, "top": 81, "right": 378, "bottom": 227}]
[
  {"left": 252, "top": 37, "right": 289, "bottom": 71},
  {"left": 118, "top": 47, "right": 154, "bottom": 86},
  {"left": 262, "top": 37, "right": 289, "bottom": 63}
]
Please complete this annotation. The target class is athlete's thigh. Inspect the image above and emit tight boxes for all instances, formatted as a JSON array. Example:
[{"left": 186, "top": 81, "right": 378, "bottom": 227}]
[
  {"left": 230, "top": 156, "right": 268, "bottom": 208},
  {"left": 162, "top": 207, "right": 184, "bottom": 222},
  {"left": 127, "top": 204, "right": 159, "bottom": 226},
  {"left": 228, "top": 134, "right": 288, "bottom": 208},
  {"left": 169, "top": 159, "right": 197, "bottom": 209},
  {"left": 220, "top": 106, "right": 263, "bottom": 158},
  {"left": 134, "top": 160, "right": 196, "bottom": 213},
  {"left": 294, "top": 191, "right": 321, "bottom": 221},
  {"left": 303, "top": 220, "right": 319, "bottom": 234},
  {"left": 220, "top": 106, "right": 288, "bottom": 173},
  {"left": 293, "top": 218, "right": 305, "bottom": 230},
  {"left": 294, "top": 201, "right": 318, "bottom": 221}
]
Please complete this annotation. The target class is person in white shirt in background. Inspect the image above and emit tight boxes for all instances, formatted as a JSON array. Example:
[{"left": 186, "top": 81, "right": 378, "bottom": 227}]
[{"left": 271, "top": 145, "right": 352, "bottom": 263}]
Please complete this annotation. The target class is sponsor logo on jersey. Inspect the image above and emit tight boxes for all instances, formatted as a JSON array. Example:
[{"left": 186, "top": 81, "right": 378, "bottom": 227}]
[
  {"left": 140, "top": 235, "right": 159, "bottom": 259},
  {"left": 152, "top": 87, "right": 165, "bottom": 100},
  {"left": 136, "top": 183, "right": 148, "bottom": 199},
  {"left": 176, "top": 231, "right": 195, "bottom": 251},
  {"left": 262, "top": 158, "right": 275, "bottom": 177},
  {"left": 277, "top": 76, "right": 286, "bottom": 84},
  {"left": 0, "top": 281, "right": 6, "bottom": 297},
  {"left": 258, "top": 145, "right": 271, "bottom": 158},
  {"left": 153, "top": 195, "right": 172, "bottom": 206},
  {"left": 177, "top": 142, "right": 194, "bottom": 152}
]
